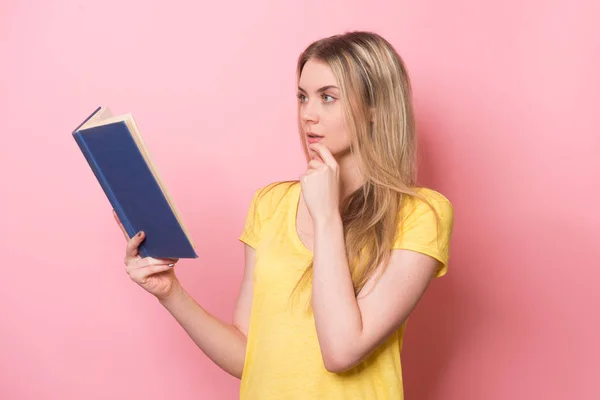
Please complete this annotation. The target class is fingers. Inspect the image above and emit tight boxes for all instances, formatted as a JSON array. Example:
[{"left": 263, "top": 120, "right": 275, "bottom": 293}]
[
  {"left": 307, "top": 159, "right": 323, "bottom": 170},
  {"left": 113, "top": 210, "right": 130, "bottom": 241},
  {"left": 136, "top": 257, "right": 179, "bottom": 268},
  {"left": 310, "top": 152, "right": 324, "bottom": 163},
  {"left": 126, "top": 231, "right": 145, "bottom": 259},
  {"left": 125, "top": 256, "right": 178, "bottom": 270},
  {"left": 129, "top": 263, "right": 175, "bottom": 282},
  {"left": 125, "top": 256, "right": 177, "bottom": 276},
  {"left": 308, "top": 143, "right": 337, "bottom": 168}
]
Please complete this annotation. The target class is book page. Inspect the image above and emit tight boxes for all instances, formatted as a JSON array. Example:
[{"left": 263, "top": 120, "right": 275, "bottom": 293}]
[{"left": 78, "top": 106, "right": 115, "bottom": 130}]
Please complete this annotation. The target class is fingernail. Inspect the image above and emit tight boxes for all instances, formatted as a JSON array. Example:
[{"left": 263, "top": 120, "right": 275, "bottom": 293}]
[
  {"left": 137, "top": 231, "right": 143, "bottom": 237},
  {"left": 168, "top": 263, "right": 174, "bottom": 267}
]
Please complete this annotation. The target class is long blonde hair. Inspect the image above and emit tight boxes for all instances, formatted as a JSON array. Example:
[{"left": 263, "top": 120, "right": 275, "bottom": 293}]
[{"left": 289, "top": 31, "right": 439, "bottom": 304}]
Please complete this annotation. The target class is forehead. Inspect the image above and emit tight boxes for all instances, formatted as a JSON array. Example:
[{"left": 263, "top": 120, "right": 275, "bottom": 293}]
[{"left": 299, "top": 59, "right": 339, "bottom": 89}]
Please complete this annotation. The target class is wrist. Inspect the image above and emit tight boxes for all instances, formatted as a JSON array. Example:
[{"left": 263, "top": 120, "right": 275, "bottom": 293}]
[
  {"left": 313, "top": 211, "right": 342, "bottom": 231},
  {"left": 158, "top": 279, "right": 186, "bottom": 306}
]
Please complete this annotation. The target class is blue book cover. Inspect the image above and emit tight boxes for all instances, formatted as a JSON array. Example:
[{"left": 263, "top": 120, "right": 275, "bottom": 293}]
[{"left": 72, "top": 106, "right": 198, "bottom": 259}]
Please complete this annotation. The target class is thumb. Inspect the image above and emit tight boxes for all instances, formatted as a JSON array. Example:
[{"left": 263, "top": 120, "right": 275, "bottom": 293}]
[{"left": 127, "top": 230, "right": 146, "bottom": 258}]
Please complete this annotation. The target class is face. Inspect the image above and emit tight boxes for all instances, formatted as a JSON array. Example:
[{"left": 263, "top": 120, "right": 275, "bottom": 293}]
[{"left": 297, "top": 58, "right": 351, "bottom": 158}]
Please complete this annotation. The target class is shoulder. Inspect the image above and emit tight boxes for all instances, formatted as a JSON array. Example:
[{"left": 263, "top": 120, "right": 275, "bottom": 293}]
[
  {"left": 393, "top": 187, "right": 455, "bottom": 275},
  {"left": 240, "top": 180, "right": 299, "bottom": 245},
  {"left": 411, "top": 187, "right": 452, "bottom": 206},
  {"left": 253, "top": 180, "right": 298, "bottom": 204},
  {"left": 248, "top": 180, "right": 299, "bottom": 216},
  {"left": 401, "top": 187, "right": 453, "bottom": 219},
  {"left": 397, "top": 187, "right": 454, "bottom": 237},
  {"left": 254, "top": 180, "right": 298, "bottom": 199}
]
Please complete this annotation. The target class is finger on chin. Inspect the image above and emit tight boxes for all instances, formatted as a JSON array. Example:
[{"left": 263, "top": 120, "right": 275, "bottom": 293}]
[
  {"left": 309, "top": 143, "right": 334, "bottom": 165},
  {"left": 310, "top": 153, "right": 324, "bottom": 163}
]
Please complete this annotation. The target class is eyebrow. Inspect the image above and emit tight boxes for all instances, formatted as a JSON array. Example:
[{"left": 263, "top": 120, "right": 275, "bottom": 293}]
[{"left": 298, "top": 85, "right": 340, "bottom": 93}]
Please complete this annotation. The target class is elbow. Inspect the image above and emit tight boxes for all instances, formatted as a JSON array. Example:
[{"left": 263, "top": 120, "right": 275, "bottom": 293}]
[
  {"left": 324, "top": 359, "right": 354, "bottom": 374},
  {"left": 321, "top": 346, "right": 361, "bottom": 374}
]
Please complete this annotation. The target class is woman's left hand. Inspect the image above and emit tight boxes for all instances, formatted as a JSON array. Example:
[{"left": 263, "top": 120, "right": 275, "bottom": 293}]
[{"left": 300, "top": 143, "right": 341, "bottom": 224}]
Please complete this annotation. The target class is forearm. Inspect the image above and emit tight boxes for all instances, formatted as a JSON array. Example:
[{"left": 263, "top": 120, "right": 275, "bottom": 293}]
[
  {"left": 159, "top": 282, "right": 247, "bottom": 379},
  {"left": 312, "top": 213, "right": 363, "bottom": 368}
]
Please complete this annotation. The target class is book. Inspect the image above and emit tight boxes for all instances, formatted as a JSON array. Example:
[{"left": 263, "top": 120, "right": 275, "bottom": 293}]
[{"left": 72, "top": 106, "right": 198, "bottom": 259}]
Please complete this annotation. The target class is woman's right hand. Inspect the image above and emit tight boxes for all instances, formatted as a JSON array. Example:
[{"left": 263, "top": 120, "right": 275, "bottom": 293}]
[{"left": 113, "top": 210, "right": 180, "bottom": 301}]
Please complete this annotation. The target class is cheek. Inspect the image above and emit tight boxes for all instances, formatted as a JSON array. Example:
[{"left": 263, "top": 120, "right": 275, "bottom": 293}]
[
  {"left": 333, "top": 111, "right": 351, "bottom": 143},
  {"left": 323, "top": 107, "right": 346, "bottom": 133},
  {"left": 322, "top": 112, "right": 351, "bottom": 152}
]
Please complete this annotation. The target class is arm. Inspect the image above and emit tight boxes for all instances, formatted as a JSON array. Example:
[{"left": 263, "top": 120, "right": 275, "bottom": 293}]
[
  {"left": 158, "top": 244, "right": 256, "bottom": 379},
  {"left": 311, "top": 214, "right": 438, "bottom": 373}
]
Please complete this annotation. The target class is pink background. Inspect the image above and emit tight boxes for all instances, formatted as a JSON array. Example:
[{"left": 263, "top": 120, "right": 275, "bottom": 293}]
[{"left": 1, "top": 1, "right": 598, "bottom": 399}]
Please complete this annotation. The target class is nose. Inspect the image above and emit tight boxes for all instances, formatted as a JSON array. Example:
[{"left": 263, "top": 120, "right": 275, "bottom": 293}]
[{"left": 301, "top": 99, "right": 319, "bottom": 124}]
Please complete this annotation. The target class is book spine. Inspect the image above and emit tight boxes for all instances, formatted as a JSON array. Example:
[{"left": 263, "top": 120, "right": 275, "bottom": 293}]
[{"left": 73, "top": 132, "right": 148, "bottom": 257}]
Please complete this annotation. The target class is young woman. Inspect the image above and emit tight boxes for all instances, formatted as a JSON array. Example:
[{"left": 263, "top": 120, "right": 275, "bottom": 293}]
[{"left": 114, "top": 31, "right": 454, "bottom": 399}]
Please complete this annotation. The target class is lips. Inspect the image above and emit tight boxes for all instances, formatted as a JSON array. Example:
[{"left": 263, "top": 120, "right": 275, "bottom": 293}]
[{"left": 306, "top": 133, "right": 323, "bottom": 144}]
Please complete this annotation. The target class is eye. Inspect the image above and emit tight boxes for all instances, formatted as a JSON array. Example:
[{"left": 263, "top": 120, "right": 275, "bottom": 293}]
[
  {"left": 297, "top": 93, "right": 307, "bottom": 103},
  {"left": 322, "top": 93, "right": 336, "bottom": 103}
]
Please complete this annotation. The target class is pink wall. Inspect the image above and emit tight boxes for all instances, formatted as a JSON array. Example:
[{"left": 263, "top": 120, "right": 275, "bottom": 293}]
[{"left": 1, "top": 1, "right": 598, "bottom": 399}]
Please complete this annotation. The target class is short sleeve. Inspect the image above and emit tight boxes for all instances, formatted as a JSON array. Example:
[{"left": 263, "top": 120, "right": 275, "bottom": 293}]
[
  {"left": 393, "top": 191, "right": 455, "bottom": 278},
  {"left": 239, "top": 188, "right": 263, "bottom": 249}
]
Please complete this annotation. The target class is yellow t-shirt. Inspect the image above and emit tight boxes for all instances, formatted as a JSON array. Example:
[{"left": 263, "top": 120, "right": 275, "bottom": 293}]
[{"left": 238, "top": 181, "right": 454, "bottom": 400}]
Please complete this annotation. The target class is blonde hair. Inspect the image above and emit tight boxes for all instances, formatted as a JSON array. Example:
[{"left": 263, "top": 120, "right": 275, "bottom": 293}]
[{"left": 289, "top": 31, "right": 439, "bottom": 305}]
